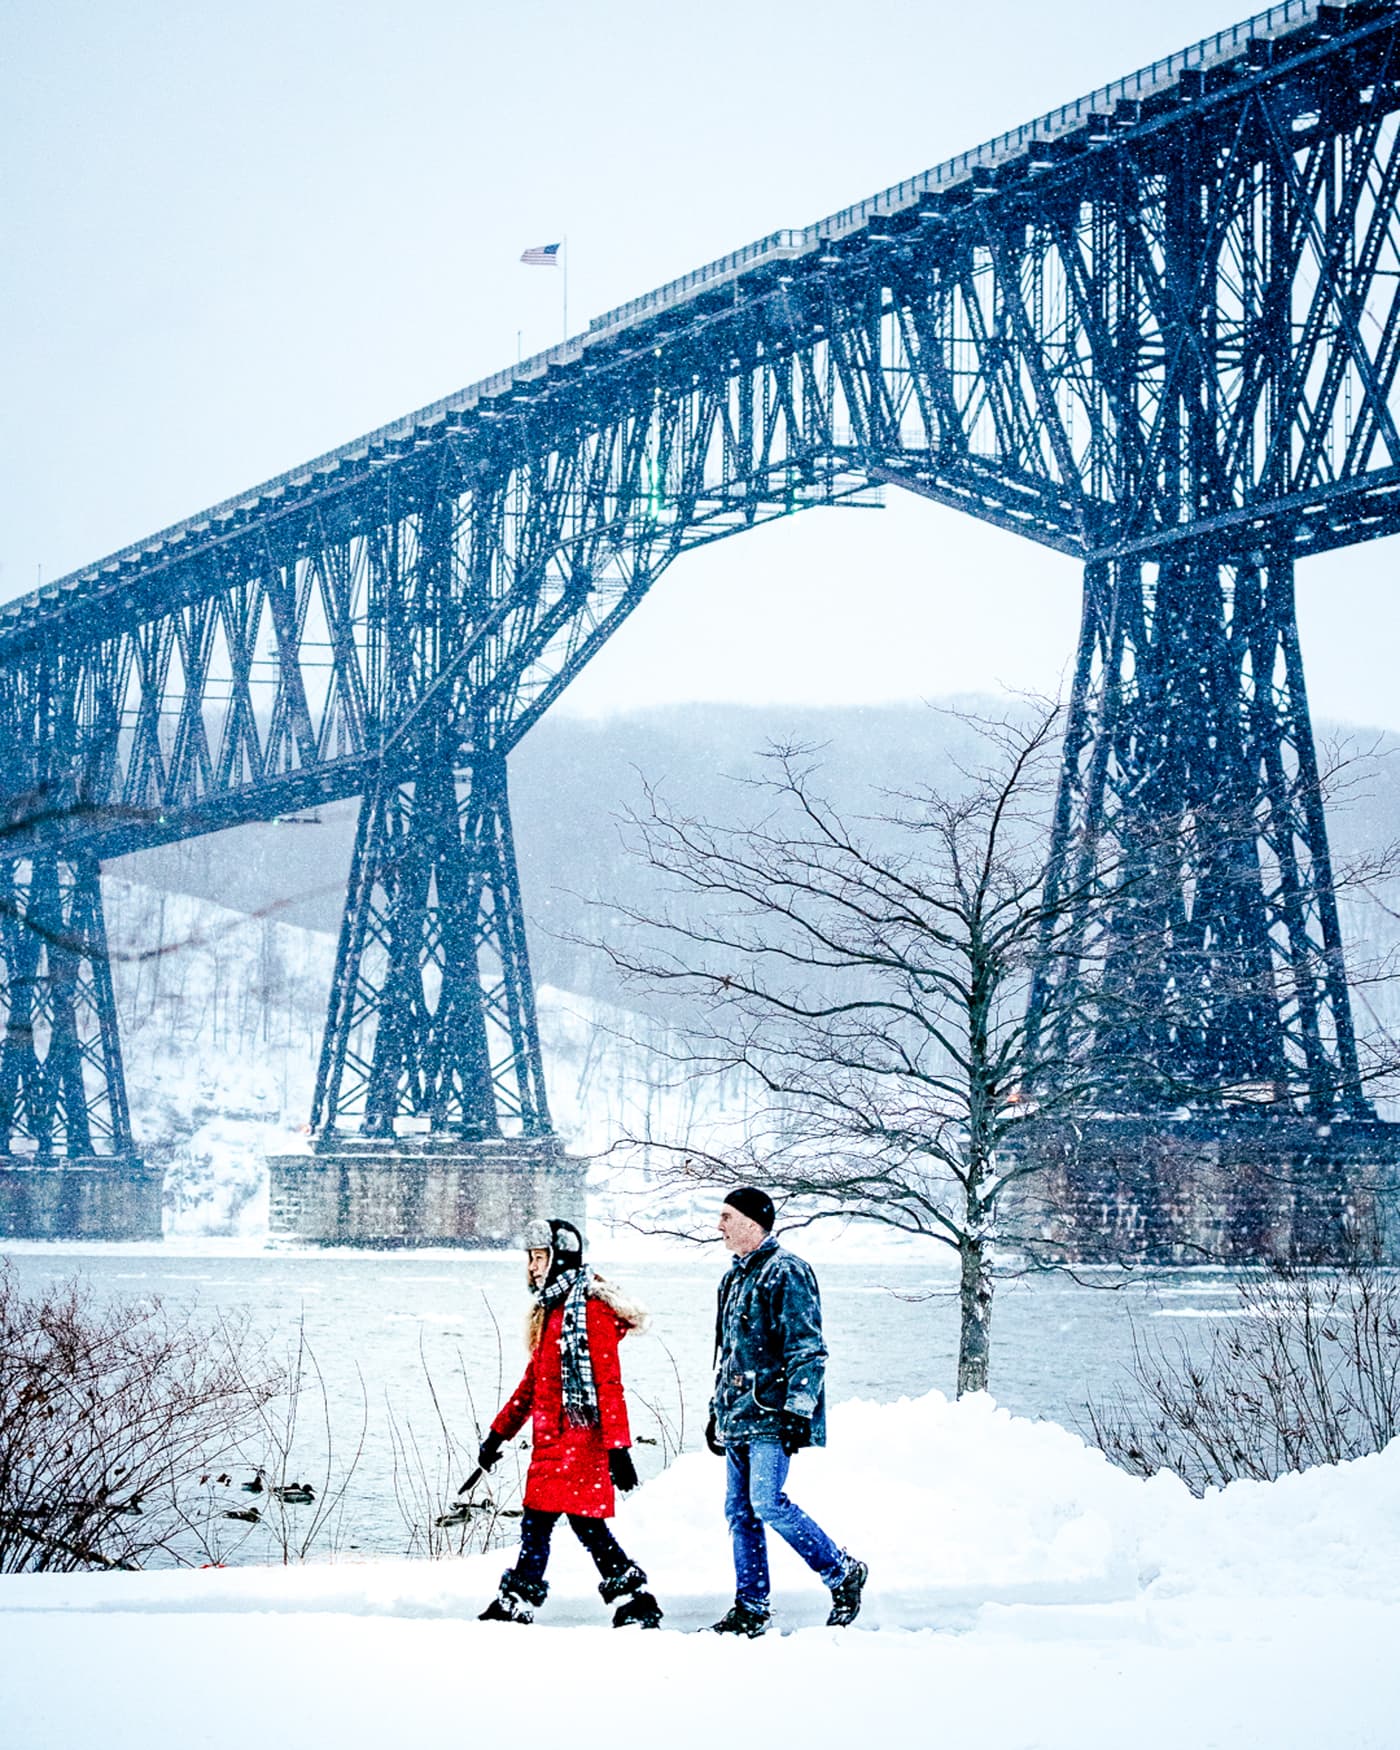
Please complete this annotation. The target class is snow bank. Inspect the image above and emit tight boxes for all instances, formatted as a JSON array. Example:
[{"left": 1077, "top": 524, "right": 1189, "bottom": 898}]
[
  {"left": 6, "top": 1390, "right": 1394, "bottom": 1623},
  {"left": 2, "top": 1391, "right": 1397, "bottom": 1749}
]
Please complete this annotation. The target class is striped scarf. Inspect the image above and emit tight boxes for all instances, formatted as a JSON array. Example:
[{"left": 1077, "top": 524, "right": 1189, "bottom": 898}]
[{"left": 535, "top": 1266, "right": 598, "bottom": 1428}]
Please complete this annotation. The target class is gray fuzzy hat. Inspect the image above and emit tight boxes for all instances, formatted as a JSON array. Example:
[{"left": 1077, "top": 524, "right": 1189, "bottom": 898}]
[{"left": 523, "top": 1217, "right": 584, "bottom": 1284}]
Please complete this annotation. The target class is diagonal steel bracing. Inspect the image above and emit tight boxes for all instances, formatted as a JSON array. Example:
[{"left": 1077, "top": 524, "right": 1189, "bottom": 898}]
[
  {"left": 0, "top": 853, "right": 133, "bottom": 1160},
  {"left": 312, "top": 748, "right": 550, "bottom": 1139},
  {"left": 4, "top": 1, "right": 1400, "bottom": 1162},
  {"left": 1031, "top": 553, "right": 1364, "bottom": 1115}
]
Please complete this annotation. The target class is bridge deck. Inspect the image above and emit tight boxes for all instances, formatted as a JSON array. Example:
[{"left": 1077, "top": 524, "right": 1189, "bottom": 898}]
[{"left": 8, "top": 0, "right": 1326, "bottom": 632}]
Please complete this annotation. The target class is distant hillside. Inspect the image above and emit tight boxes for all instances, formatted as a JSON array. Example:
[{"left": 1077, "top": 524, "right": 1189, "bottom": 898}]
[
  {"left": 115, "top": 699, "right": 1007, "bottom": 996},
  {"left": 101, "top": 879, "right": 756, "bottom": 1240},
  {"left": 117, "top": 698, "right": 1400, "bottom": 1007},
  {"left": 95, "top": 701, "right": 1400, "bottom": 1234}
]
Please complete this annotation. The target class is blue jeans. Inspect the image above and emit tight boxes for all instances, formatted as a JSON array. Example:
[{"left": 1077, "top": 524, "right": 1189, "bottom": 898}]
[{"left": 724, "top": 1439, "right": 847, "bottom": 1609}]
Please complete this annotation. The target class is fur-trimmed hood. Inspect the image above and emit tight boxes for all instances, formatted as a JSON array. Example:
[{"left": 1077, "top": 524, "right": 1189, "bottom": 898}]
[{"left": 525, "top": 1272, "right": 650, "bottom": 1353}]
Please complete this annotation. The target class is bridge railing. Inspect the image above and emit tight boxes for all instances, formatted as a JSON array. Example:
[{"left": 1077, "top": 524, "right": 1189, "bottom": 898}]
[
  {"left": 590, "top": 2, "right": 1321, "bottom": 301},
  {"left": 585, "top": 232, "right": 808, "bottom": 335},
  {"left": 815, "top": 0, "right": 1318, "bottom": 240}
]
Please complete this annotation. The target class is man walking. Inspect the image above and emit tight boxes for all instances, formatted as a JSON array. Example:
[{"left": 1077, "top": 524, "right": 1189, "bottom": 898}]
[{"left": 706, "top": 1186, "right": 867, "bottom": 1636}]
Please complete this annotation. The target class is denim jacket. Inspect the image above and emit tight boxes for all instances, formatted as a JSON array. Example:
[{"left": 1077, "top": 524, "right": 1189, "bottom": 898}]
[{"left": 710, "top": 1236, "right": 828, "bottom": 1446}]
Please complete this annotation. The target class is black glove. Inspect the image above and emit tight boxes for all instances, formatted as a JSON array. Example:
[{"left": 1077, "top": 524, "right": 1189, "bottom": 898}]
[
  {"left": 704, "top": 1413, "right": 725, "bottom": 1458},
  {"left": 608, "top": 1449, "right": 639, "bottom": 1493},
  {"left": 779, "top": 1413, "right": 811, "bottom": 1456},
  {"left": 477, "top": 1430, "right": 504, "bottom": 1472}
]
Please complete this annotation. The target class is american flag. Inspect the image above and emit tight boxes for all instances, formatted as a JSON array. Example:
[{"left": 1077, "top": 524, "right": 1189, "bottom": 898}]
[{"left": 520, "top": 242, "right": 561, "bottom": 267}]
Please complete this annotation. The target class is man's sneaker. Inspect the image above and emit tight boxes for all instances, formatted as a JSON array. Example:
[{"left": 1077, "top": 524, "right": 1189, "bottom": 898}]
[
  {"left": 710, "top": 1600, "right": 770, "bottom": 1638},
  {"left": 826, "top": 1557, "right": 868, "bottom": 1627},
  {"left": 612, "top": 1589, "right": 664, "bottom": 1629}
]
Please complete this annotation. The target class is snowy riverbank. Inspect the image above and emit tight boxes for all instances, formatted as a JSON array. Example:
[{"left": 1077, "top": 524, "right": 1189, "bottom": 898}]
[{"left": 3, "top": 1390, "right": 1396, "bottom": 1748}]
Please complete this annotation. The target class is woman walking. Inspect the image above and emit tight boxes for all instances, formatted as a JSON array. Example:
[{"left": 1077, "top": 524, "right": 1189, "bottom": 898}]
[{"left": 476, "top": 1218, "right": 663, "bottom": 1628}]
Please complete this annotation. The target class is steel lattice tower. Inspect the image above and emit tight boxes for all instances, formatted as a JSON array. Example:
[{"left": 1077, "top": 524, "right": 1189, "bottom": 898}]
[{"left": 3, "top": 0, "right": 1400, "bottom": 1246}]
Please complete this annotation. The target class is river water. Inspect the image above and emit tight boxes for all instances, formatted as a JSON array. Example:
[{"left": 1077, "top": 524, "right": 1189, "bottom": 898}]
[{"left": 3, "top": 1243, "right": 1240, "bottom": 1565}]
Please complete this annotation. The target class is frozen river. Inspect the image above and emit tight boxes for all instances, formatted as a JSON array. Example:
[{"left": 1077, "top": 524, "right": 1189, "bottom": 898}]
[{"left": 3, "top": 1243, "right": 1241, "bottom": 1565}]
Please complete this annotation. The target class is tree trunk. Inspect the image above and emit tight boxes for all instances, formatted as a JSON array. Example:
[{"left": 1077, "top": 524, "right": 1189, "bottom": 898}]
[{"left": 956, "top": 1237, "right": 994, "bottom": 1395}]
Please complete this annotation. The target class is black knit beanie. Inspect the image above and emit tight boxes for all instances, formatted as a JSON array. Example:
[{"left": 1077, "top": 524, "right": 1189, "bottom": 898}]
[{"left": 723, "top": 1186, "right": 775, "bottom": 1232}]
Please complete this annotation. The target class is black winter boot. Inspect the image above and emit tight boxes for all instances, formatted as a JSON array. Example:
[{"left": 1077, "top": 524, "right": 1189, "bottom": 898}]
[
  {"left": 710, "top": 1600, "right": 770, "bottom": 1638},
  {"left": 479, "top": 1568, "right": 548, "bottom": 1624},
  {"left": 599, "top": 1561, "right": 663, "bottom": 1628},
  {"left": 825, "top": 1557, "right": 868, "bottom": 1627},
  {"left": 598, "top": 1562, "right": 648, "bottom": 1606},
  {"left": 612, "top": 1590, "right": 663, "bottom": 1629}
]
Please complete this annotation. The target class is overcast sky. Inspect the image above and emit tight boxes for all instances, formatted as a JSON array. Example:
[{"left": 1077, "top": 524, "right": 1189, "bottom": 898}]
[{"left": 3, "top": 0, "right": 1395, "bottom": 727}]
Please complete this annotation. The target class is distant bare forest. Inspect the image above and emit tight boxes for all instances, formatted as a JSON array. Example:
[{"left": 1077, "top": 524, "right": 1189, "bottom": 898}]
[{"left": 115, "top": 699, "right": 1400, "bottom": 1017}]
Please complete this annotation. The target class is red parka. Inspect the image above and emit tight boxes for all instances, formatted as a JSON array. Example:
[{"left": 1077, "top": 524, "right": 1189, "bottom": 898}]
[{"left": 491, "top": 1292, "right": 635, "bottom": 1518}]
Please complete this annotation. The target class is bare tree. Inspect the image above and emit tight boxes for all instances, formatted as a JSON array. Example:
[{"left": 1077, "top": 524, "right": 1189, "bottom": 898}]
[
  {"left": 592, "top": 700, "right": 1142, "bottom": 1395},
  {"left": 589, "top": 693, "right": 1400, "bottom": 1384}
]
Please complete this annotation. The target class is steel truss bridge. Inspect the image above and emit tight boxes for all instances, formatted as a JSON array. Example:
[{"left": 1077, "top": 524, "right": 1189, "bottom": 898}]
[{"left": 4, "top": 0, "right": 1400, "bottom": 1230}]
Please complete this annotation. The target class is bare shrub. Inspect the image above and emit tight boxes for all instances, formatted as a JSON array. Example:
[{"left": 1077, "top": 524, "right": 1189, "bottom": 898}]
[
  {"left": 1086, "top": 1263, "right": 1400, "bottom": 1495},
  {"left": 211, "top": 1318, "right": 367, "bottom": 1566},
  {"left": 0, "top": 1264, "right": 279, "bottom": 1571},
  {"left": 628, "top": 1337, "right": 687, "bottom": 1467},
  {"left": 385, "top": 1323, "right": 523, "bottom": 1562}
]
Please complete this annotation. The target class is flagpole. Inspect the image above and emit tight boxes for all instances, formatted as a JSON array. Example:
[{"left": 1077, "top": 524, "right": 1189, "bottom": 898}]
[{"left": 562, "top": 235, "right": 569, "bottom": 341}]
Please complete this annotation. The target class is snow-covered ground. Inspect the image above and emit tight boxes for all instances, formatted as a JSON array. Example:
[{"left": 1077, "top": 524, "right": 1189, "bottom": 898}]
[
  {"left": 34, "top": 848, "right": 1392, "bottom": 1744},
  {"left": 2, "top": 1389, "right": 1396, "bottom": 1749}
]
